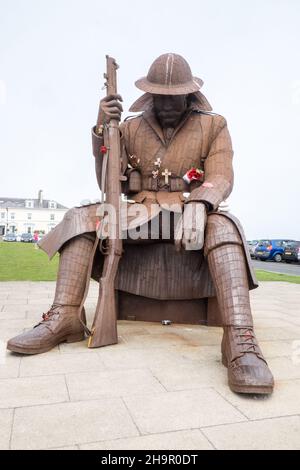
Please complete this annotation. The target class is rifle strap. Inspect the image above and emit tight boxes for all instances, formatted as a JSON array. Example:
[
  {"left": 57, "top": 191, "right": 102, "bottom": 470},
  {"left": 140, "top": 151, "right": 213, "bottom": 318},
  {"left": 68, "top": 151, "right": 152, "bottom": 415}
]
[
  {"left": 77, "top": 233, "right": 100, "bottom": 337},
  {"left": 100, "top": 124, "right": 109, "bottom": 202},
  {"left": 101, "top": 151, "right": 109, "bottom": 202}
]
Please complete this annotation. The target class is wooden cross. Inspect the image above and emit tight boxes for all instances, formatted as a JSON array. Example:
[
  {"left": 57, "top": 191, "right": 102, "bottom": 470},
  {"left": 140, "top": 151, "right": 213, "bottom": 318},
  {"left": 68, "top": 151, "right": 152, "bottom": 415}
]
[{"left": 162, "top": 168, "right": 171, "bottom": 184}]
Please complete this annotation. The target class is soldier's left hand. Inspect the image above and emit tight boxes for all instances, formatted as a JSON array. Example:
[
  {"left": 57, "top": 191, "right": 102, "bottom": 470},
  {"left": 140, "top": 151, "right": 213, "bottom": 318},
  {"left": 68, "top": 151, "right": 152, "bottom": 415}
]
[{"left": 174, "top": 202, "right": 207, "bottom": 251}]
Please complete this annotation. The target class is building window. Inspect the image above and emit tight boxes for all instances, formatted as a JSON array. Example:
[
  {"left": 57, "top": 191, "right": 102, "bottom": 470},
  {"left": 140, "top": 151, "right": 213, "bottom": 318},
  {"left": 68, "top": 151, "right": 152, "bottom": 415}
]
[
  {"left": 0, "top": 212, "right": 5, "bottom": 219},
  {"left": 48, "top": 201, "right": 57, "bottom": 209},
  {"left": 27, "top": 213, "right": 32, "bottom": 220},
  {"left": 50, "top": 213, "right": 55, "bottom": 221},
  {"left": 10, "top": 213, "right": 15, "bottom": 220},
  {"left": 25, "top": 200, "right": 34, "bottom": 208}
]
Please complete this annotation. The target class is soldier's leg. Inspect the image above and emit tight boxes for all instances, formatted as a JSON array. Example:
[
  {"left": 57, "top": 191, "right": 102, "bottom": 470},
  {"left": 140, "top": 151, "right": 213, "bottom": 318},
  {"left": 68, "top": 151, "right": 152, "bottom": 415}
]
[
  {"left": 204, "top": 214, "right": 274, "bottom": 394},
  {"left": 7, "top": 234, "right": 95, "bottom": 355}
]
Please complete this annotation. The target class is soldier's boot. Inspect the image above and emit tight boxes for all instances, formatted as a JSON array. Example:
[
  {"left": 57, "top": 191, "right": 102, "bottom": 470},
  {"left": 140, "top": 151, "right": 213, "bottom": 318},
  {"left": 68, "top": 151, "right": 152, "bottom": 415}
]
[
  {"left": 7, "top": 234, "right": 95, "bottom": 355},
  {"left": 205, "top": 217, "right": 274, "bottom": 394}
]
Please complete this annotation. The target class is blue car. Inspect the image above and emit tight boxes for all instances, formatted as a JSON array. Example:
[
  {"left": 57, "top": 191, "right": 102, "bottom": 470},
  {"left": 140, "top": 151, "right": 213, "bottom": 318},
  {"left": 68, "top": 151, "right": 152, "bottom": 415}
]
[{"left": 255, "top": 239, "right": 295, "bottom": 262}]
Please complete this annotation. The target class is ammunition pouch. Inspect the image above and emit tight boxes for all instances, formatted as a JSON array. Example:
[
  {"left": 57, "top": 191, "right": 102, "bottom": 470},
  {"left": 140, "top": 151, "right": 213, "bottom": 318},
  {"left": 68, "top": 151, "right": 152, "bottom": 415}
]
[{"left": 122, "top": 169, "right": 203, "bottom": 194}]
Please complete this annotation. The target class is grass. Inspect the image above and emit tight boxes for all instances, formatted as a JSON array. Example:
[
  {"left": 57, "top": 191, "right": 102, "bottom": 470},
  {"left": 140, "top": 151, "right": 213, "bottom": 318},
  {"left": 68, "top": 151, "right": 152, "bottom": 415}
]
[
  {"left": 0, "top": 241, "right": 58, "bottom": 281},
  {"left": 255, "top": 269, "right": 300, "bottom": 284},
  {"left": 0, "top": 241, "right": 299, "bottom": 284}
]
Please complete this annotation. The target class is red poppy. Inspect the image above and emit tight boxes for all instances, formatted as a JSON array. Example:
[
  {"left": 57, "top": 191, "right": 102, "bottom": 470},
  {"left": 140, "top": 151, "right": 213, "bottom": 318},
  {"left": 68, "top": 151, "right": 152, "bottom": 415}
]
[{"left": 183, "top": 167, "right": 204, "bottom": 184}]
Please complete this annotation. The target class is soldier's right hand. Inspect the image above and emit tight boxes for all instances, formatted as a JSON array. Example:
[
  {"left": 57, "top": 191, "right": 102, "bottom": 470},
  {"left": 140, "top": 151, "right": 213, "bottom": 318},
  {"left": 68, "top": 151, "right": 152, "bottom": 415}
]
[{"left": 99, "top": 94, "right": 123, "bottom": 122}]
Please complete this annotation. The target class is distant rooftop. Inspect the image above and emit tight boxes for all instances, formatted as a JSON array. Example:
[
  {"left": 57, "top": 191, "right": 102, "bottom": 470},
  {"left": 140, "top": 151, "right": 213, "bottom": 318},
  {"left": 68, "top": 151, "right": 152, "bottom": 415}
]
[{"left": 0, "top": 197, "right": 68, "bottom": 210}]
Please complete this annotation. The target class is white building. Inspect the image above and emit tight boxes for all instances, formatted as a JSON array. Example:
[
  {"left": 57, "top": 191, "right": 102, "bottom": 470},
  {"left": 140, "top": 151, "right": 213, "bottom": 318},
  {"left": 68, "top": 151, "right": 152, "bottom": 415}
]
[{"left": 0, "top": 190, "right": 68, "bottom": 236}]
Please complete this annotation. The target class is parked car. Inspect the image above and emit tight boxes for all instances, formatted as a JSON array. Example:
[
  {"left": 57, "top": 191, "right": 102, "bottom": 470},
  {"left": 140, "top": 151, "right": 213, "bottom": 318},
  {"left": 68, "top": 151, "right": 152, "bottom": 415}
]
[
  {"left": 247, "top": 240, "right": 259, "bottom": 259},
  {"left": 3, "top": 233, "right": 17, "bottom": 242},
  {"left": 283, "top": 241, "right": 300, "bottom": 263},
  {"left": 255, "top": 239, "right": 295, "bottom": 262},
  {"left": 20, "top": 233, "right": 33, "bottom": 243}
]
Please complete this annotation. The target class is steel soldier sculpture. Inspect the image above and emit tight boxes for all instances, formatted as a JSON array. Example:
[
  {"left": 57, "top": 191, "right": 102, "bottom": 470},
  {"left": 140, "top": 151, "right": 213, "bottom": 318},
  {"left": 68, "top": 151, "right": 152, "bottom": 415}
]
[{"left": 7, "top": 53, "right": 274, "bottom": 394}]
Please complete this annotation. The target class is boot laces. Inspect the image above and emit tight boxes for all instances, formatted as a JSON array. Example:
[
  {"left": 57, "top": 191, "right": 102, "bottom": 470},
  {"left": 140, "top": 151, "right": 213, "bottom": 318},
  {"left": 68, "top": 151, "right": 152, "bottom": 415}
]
[
  {"left": 41, "top": 304, "right": 61, "bottom": 322},
  {"left": 33, "top": 304, "right": 61, "bottom": 329},
  {"left": 235, "top": 327, "right": 259, "bottom": 354}
]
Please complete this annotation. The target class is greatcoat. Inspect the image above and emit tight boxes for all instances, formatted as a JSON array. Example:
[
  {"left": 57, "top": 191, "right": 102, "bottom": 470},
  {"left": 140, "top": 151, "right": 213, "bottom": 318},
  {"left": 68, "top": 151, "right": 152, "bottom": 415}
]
[{"left": 39, "top": 97, "right": 257, "bottom": 312}]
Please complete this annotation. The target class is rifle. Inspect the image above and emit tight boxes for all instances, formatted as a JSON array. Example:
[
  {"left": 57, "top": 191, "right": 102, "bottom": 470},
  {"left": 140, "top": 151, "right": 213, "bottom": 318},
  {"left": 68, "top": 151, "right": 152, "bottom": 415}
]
[{"left": 88, "top": 56, "right": 123, "bottom": 348}]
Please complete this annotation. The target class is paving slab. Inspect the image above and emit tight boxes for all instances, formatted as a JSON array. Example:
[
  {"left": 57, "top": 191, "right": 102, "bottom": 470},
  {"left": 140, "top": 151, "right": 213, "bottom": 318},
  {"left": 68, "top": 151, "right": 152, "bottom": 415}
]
[
  {"left": 1, "top": 280, "right": 299, "bottom": 450},
  {"left": 19, "top": 351, "right": 105, "bottom": 377},
  {"left": 65, "top": 368, "right": 165, "bottom": 401},
  {"left": 123, "top": 389, "right": 245, "bottom": 434},
  {"left": 11, "top": 398, "right": 139, "bottom": 449},
  {"left": 201, "top": 416, "right": 300, "bottom": 450},
  {"left": 79, "top": 429, "right": 214, "bottom": 450},
  {"left": 0, "top": 375, "right": 68, "bottom": 408},
  {"left": 0, "top": 409, "right": 14, "bottom": 450}
]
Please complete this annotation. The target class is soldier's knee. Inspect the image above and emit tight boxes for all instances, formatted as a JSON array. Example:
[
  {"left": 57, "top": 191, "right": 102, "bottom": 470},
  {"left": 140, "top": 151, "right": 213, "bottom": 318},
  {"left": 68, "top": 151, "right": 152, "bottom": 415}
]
[
  {"left": 204, "top": 214, "right": 242, "bottom": 256},
  {"left": 63, "top": 203, "right": 100, "bottom": 222},
  {"left": 81, "top": 232, "right": 96, "bottom": 242},
  {"left": 63, "top": 207, "right": 77, "bottom": 221}
]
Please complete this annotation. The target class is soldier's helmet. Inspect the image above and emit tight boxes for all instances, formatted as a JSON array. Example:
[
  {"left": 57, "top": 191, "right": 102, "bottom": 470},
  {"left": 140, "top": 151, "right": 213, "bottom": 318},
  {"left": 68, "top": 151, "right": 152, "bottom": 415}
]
[{"left": 135, "top": 53, "right": 203, "bottom": 95}]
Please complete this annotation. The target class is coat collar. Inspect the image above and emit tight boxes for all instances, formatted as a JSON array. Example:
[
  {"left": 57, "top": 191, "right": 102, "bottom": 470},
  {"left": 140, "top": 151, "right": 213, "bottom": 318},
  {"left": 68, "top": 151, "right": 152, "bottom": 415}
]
[{"left": 129, "top": 91, "right": 211, "bottom": 146}]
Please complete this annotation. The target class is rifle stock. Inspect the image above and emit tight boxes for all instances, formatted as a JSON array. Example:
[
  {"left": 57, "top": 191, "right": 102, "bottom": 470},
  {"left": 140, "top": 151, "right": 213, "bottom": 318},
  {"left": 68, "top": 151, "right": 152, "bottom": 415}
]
[{"left": 88, "top": 56, "right": 122, "bottom": 348}]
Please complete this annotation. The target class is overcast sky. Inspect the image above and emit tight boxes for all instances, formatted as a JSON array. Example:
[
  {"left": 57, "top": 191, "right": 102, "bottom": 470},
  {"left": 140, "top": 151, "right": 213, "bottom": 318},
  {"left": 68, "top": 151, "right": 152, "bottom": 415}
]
[{"left": 1, "top": 0, "right": 299, "bottom": 240}]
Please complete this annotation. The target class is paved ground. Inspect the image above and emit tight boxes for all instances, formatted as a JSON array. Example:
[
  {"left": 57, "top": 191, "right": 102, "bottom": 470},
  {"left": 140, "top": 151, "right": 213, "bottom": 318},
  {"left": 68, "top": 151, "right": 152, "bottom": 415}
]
[
  {"left": 0, "top": 281, "right": 300, "bottom": 450},
  {"left": 252, "top": 259, "right": 300, "bottom": 276}
]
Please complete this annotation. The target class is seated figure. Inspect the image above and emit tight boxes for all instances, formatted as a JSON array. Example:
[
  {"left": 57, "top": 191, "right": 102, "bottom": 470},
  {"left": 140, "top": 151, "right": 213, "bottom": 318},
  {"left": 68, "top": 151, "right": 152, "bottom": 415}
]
[{"left": 7, "top": 53, "right": 274, "bottom": 395}]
